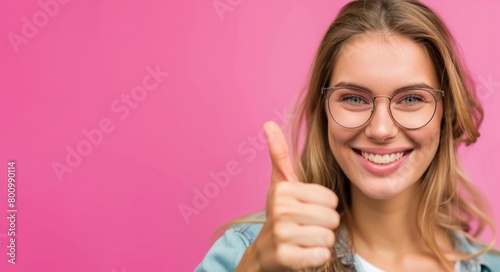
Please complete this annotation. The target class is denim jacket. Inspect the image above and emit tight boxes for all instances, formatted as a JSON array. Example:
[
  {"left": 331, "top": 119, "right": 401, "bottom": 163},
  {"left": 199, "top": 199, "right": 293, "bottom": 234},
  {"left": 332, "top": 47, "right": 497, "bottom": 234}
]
[{"left": 195, "top": 213, "right": 500, "bottom": 271}]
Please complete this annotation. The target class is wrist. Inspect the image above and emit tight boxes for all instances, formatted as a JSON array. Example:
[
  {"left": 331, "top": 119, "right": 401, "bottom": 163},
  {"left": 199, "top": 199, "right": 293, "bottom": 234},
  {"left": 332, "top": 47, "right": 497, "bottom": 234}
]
[{"left": 236, "top": 242, "right": 262, "bottom": 272}]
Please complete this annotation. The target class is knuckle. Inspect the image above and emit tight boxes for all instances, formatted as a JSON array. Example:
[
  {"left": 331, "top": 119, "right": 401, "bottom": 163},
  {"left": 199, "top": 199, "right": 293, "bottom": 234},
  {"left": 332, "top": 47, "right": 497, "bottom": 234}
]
[
  {"left": 321, "top": 209, "right": 339, "bottom": 229},
  {"left": 314, "top": 247, "right": 331, "bottom": 263},
  {"left": 331, "top": 232, "right": 337, "bottom": 245},
  {"left": 275, "top": 223, "right": 291, "bottom": 242},
  {"left": 274, "top": 244, "right": 289, "bottom": 265},
  {"left": 299, "top": 256, "right": 316, "bottom": 268},
  {"left": 310, "top": 207, "right": 331, "bottom": 228},
  {"left": 272, "top": 151, "right": 290, "bottom": 162},
  {"left": 336, "top": 211, "right": 341, "bottom": 223},
  {"left": 324, "top": 230, "right": 335, "bottom": 247},
  {"left": 331, "top": 211, "right": 340, "bottom": 228},
  {"left": 329, "top": 191, "right": 339, "bottom": 207},
  {"left": 310, "top": 183, "right": 338, "bottom": 207},
  {"left": 320, "top": 187, "right": 338, "bottom": 207},
  {"left": 271, "top": 223, "right": 285, "bottom": 241},
  {"left": 269, "top": 200, "right": 290, "bottom": 218},
  {"left": 274, "top": 182, "right": 292, "bottom": 195},
  {"left": 313, "top": 228, "right": 334, "bottom": 247},
  {"left": 300, "top": 248, "right": 330, "bottom": 268}
]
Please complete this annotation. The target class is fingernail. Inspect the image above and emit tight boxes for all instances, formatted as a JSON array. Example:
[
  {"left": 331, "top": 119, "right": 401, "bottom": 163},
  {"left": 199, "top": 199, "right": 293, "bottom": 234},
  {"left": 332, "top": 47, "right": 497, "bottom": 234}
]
[{"left": 318, "top": 248, "right": 330, "bottom": 260}]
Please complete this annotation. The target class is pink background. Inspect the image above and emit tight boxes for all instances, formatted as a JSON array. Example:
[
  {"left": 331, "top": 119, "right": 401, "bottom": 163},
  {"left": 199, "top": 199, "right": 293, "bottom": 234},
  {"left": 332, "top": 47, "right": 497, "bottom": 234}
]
[{"left": 0, "top": 0, "right": 499, "bottom": 271}]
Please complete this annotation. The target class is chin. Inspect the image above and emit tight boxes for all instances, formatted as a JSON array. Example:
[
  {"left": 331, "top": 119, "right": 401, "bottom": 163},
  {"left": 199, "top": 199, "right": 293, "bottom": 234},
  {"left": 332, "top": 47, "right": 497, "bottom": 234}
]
[
  {"left": 359, "top": 189, "right": 403, "bottom": 200},
  {"left": 350, "top": 176, "right": 415, "bottom": 200}
]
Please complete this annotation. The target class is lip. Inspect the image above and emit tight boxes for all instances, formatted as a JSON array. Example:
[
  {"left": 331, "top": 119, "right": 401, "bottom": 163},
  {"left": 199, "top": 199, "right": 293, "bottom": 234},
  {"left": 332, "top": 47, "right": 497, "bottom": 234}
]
[{"left": 352, "top": 147, "right": 413, "bottom": 176}]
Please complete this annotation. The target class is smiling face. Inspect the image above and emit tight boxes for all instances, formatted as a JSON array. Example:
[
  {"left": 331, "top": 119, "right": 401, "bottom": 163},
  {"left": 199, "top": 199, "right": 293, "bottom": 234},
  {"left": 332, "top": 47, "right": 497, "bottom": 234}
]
[{"left": 327, "top": 32, "right": 443, "bottom": 200}]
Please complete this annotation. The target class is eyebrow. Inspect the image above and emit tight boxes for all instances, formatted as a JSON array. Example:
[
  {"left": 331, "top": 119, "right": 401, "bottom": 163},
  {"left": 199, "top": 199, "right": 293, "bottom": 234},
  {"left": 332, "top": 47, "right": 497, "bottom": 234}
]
[{"left": 332, "top": 81, "right": 437, "bottom": 93}]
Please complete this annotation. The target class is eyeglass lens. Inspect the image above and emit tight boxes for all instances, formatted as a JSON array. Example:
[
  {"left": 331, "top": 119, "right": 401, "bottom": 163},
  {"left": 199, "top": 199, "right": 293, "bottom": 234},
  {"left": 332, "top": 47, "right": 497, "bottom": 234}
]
[{"left": 327, "top": 88, "right": 439, "bottom": 129}]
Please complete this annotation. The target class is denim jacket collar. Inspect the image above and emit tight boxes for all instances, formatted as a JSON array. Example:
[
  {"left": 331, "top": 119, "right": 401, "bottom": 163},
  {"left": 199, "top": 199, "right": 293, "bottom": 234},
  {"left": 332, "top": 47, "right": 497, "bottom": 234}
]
[
  {"left": 453, "top": 231, "right": 493, "bottom": 272},
  {"left": 334, "top": 227, "right": 492, "bottom": 272}
]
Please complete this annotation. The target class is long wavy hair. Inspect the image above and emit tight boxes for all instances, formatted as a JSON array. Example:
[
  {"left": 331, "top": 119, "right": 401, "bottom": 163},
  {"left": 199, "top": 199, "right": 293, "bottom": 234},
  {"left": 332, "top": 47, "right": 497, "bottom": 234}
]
[{"left": 290, "top": 0, "right": 496, "bottom": 271}]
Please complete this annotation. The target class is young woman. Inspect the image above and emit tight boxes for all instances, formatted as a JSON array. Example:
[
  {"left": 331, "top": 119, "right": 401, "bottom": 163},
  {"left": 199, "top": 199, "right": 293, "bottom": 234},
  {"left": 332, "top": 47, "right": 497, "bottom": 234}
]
[{"left": 196, "top": 0, "right": 499, "bottom": 271}]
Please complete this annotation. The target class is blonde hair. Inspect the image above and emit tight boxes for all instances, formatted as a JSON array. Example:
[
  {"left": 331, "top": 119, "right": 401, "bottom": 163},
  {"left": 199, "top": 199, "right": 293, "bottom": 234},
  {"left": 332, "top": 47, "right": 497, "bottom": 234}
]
[{"left": 291, "top": 0, "right": 496, "bottom": 271}]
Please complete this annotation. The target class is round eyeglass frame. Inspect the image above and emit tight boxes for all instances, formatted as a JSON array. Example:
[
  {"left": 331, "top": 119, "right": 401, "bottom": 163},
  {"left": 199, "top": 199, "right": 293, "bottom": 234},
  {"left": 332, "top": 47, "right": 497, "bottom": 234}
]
[{"left": 321, "top": 86, "right": 445, "bottom": 130}]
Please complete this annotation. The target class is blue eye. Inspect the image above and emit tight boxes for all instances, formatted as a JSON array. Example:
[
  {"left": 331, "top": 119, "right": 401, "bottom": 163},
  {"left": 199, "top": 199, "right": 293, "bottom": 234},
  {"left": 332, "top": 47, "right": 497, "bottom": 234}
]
[
  {"left": 400, "top": 94, "right": 424, "bottom": 105},
  {"left": 341, "top": 95, "right": 367, "bottom": 104}
]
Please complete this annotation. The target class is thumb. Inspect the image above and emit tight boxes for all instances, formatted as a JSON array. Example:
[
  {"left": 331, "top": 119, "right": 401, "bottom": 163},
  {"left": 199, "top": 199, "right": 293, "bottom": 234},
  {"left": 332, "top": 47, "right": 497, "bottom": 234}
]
[{"left": 263, "top": 121, "right": 298, "bottom": 183}]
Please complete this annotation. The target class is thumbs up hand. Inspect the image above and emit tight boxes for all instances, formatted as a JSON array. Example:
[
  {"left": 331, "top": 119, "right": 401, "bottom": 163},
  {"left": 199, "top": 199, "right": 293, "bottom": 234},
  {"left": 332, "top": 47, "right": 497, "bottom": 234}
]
[{"left": 236, "top": 121, "right": 340, "bottom": 271}]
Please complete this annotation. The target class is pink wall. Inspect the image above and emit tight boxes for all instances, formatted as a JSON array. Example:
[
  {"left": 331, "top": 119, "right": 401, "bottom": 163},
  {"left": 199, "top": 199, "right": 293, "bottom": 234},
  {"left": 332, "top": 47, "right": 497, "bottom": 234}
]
[{"left": 0, "top": 0, "right": 499, "bottom": 271}]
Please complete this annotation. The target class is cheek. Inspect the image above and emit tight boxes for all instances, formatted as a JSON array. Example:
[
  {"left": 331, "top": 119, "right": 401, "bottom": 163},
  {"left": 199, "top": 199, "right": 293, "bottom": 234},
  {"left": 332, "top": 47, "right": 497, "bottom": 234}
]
[
  {"left": 408, "top": 123, "right": 442, "bottom": 169},
  {"left": 421, "top": 130, "right": 441, "bottom": 155},
  {"left": 414, "top": 103, "right": 443, "bottom": 152}
]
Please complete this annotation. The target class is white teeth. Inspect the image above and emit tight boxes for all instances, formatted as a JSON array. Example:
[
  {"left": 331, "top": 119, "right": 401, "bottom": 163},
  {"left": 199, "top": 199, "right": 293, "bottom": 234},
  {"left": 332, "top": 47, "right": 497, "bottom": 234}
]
[
  {"left": 361, "top": 151, "right": 405, "bottom": 164},
  {"left": 382, "top": 154, "right": 390, "bottom": 164}
]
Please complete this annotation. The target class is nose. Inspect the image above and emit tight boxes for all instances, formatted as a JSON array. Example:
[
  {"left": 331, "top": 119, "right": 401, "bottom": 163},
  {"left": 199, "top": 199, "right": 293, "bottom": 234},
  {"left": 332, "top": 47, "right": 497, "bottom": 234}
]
[{"left": 364, "top": 97, "right": 398, "bottom": 142}]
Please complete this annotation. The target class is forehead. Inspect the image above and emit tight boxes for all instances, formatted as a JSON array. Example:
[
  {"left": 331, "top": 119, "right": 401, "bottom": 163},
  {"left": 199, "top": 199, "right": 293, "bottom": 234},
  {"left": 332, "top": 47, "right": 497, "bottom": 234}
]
[{"left": 330, "top": 32, "right": 439, "bottom": 91}]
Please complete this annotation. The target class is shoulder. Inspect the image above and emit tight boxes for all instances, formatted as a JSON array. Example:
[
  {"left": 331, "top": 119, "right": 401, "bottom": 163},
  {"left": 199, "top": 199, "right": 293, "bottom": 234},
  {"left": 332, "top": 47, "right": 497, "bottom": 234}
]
[
  {"left": 194, "top": 212, "right": 265, "bottom": 272},
  {"left": 452, "top": 231, "right": 500, "bottom": 271},
  {"left": 478, "top": 246, "right": 500, "bottom": 271},
  {"left": 230, "top": 212, "right": 266, "bottom": 244}
]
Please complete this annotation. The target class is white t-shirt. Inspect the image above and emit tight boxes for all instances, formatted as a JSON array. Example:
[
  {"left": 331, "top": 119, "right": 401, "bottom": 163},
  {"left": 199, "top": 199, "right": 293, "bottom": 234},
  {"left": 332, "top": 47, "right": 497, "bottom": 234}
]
[
  {"left": 354, "top": 254, "right": 385, "bottom": 272},
  {"left": 354, "top": 254, "right": 461, "bottom": 272}
]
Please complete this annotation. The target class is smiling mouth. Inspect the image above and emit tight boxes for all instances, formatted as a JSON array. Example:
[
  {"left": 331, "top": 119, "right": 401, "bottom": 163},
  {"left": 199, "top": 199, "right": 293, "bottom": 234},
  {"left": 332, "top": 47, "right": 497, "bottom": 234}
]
[{"left": 353, "top": 149, "right": 413, "bottom": 165}]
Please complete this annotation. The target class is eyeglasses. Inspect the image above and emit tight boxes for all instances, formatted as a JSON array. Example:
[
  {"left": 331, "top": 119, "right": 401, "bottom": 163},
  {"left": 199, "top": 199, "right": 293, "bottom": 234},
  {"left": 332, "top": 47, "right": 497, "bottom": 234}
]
[{"left": 322, "top": 86, "right": 444, "bottom": 130}]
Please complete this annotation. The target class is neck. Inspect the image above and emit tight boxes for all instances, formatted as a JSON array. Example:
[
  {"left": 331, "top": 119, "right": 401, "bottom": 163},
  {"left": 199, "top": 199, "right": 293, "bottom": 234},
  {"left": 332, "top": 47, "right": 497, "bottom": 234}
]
[{"left": 349, "top": 183, "right": 451, "bottom": 255}]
